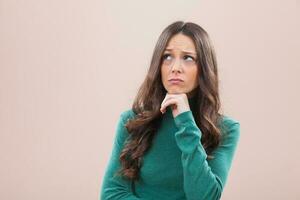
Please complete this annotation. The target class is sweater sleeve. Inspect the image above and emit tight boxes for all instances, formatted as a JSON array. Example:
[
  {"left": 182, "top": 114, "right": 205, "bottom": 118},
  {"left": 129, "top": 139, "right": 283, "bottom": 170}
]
[
  {"left": 100, "top": 110, "right": 140, "bottom": 200},
  {"left": 173, "top": 111, "right": 240, "bottom": 200}
]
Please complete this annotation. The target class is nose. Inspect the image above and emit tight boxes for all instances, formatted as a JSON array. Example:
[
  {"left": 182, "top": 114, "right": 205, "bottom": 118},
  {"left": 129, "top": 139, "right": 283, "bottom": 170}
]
[{"left": 171, "top": 58, "right": 182, "bottom": 73}]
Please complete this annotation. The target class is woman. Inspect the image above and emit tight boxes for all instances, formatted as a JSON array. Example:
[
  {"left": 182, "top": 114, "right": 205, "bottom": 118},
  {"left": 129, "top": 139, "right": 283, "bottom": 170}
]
[{"left": 100, "top": 21, "right": 240, "bottom": 200}]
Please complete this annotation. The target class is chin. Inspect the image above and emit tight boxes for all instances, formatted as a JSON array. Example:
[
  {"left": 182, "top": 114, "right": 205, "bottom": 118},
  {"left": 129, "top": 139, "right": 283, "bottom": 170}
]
[{"left": 167, "top": 88, "right": 186, "bottom": 94}]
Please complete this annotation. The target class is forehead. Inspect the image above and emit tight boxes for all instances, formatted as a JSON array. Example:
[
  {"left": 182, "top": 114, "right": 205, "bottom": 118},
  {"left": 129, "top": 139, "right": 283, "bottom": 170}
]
[{"left": 165, "top": 33, "right": 196, "bottom": 53}]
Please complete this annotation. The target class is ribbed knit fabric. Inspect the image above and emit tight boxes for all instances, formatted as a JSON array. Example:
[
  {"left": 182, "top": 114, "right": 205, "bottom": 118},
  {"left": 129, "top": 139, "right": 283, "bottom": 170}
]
[{"left": 100, "top": 96, "right": 240, "bottom": 200}]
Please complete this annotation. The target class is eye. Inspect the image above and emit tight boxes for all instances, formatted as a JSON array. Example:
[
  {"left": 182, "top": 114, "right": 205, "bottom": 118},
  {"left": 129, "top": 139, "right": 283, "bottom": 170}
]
[
  {"left": 162, "top": 54, "right": 172, "bottom": 60},
  {"left": 183, "top": 55, "right": 195, "bottom": 61}
]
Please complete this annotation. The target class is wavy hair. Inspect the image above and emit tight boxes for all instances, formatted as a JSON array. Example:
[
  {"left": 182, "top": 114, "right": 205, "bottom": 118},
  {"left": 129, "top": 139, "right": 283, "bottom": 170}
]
[{"left": 116, "top": 21, "right": 225, "bottom": 182}]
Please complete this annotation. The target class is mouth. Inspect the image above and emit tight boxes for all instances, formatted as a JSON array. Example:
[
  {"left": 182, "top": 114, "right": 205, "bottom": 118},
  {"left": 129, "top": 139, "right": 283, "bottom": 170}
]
[{"left": 168, "top": 78, "right": 184, "bottom": 84}]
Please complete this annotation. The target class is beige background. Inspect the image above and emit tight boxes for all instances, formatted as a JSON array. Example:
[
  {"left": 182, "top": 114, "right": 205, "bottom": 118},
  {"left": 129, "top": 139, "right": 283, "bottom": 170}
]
[{"left": 1, "top": 0, "right": 299, "bottom": 199}]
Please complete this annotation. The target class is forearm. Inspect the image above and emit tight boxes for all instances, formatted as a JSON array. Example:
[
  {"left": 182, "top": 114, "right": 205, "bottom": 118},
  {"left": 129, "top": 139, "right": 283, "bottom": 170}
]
[
  {"left": 173, "top": 111, "right": 240, "bottom": 200},
  {"left": 175, "top": 120, "right": 222, "bottom": 200}
]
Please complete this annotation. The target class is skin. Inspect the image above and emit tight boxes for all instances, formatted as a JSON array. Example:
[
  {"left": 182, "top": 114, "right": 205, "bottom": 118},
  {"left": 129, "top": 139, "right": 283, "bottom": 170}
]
[{"left": 160, "top": 33, "right": 199, "bottom": 118}]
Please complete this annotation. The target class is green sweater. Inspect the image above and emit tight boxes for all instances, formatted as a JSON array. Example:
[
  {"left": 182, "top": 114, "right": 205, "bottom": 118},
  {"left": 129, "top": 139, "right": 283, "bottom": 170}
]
[{"left": 100, "top": 96, "right": 240, "bottom": 200}]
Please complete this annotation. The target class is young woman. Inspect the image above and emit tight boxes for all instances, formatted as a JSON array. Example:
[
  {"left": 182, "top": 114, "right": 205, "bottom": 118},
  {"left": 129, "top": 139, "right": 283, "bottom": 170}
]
[{"left": 100, "top": 21, "right": 241, "bottom": 200}]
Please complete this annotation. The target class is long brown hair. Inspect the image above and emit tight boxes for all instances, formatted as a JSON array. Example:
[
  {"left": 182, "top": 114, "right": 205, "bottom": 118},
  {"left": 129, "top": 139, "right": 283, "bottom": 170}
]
[{"left": 116, "top": 21, "right": 225, "bottom": 182}]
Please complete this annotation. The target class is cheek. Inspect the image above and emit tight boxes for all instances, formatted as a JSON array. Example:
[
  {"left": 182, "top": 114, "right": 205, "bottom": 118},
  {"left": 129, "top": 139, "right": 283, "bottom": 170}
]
[
  {"left": 187, "top": 67, "right": 199, "bottom": 82},
  {"left": 161, "top": 65, "right": 168, "bottom": 81}
]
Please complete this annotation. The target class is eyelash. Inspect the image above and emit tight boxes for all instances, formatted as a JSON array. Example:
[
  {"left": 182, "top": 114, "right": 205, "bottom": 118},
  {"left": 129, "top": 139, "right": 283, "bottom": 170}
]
[{"left": 162, "top": 54, "right": 195, "bottom": 61}]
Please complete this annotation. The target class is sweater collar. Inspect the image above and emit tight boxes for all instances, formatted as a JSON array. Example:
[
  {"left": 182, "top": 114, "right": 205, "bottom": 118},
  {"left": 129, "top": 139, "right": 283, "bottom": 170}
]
[{"left": 188, "top": 94, "right": 198, "bottom": 111}]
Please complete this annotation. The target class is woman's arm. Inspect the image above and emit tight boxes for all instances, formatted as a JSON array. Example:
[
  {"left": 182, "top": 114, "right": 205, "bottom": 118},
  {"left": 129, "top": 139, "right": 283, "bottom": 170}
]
[
  {"left": 100, "top": 110, "right": 140, "bottom": 200},
  {"left": 173, "top": 111, "right": 240, "bottom": 200}
]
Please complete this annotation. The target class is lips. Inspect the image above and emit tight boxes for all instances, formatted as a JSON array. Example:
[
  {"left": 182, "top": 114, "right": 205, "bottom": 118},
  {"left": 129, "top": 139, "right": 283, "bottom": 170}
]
[
  {"left": 168, "top": 78, "right": 183, "bottom": 85},
  {"left": 168, "top": 78, "right": 183, "bottom": 82}
]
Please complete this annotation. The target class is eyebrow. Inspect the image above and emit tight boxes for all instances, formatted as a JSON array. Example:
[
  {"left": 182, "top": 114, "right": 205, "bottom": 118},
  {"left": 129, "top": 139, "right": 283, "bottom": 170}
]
[{"left": 164, "top": 48, "right": 197, "bottom": 55}]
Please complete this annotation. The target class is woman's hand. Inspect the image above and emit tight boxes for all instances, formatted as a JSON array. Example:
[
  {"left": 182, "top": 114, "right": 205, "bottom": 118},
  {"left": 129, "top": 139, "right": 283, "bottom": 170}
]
[{"left": 160, "top": 93, "right": 190, "bottom": 118}]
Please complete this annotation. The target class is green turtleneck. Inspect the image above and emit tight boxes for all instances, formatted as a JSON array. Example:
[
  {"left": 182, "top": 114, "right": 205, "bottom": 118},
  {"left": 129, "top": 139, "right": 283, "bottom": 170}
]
[
  {"left": 100, "top": 97, "right": 240, "bottom": 200},
  {"left": 187, "top": 94, "right": 198, "bottom": 116}
]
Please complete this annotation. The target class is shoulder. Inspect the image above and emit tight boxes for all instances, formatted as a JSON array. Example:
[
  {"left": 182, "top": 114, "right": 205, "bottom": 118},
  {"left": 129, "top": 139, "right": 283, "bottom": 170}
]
[
  {"left": 219, "top": 114, "right": 241, "bottom": 141},
  {"left": 220, "top": 115, "right": 240, "bottom": 126},
  {"left": 114, "top": 109, "right": 137, "bottom": 143},
  {"left": 118, "top": 108, "right": 138, "bottom": 126},
  {"left": 120, "top": 108, "right": 137, "bottom": 121}
]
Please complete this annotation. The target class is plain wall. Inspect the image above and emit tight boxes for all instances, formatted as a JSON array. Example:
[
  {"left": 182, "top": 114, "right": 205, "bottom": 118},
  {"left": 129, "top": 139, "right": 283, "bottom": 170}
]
[{"left": 0, "top": 0, "right": 299, "bottom": 199}]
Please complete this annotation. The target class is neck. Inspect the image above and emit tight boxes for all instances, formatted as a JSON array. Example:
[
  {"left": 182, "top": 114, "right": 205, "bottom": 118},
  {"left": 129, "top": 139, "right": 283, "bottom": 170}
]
[{"left": 187, "top": 87, "right": 198, "bottom": 98}]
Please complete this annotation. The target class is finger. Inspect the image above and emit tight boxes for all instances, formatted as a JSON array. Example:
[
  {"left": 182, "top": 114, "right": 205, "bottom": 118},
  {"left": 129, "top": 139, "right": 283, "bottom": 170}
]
[
  {"left": 162, "top": 93, "right": 173, "bottom": 102},
  {"left": 163, "top": 98, "right": 177, "bottom": 111},
  {"left": 160, "top": 98, "right": 177, "bottom": 113},
  {"left": 160, "top": 93, "right": 181, "bottom": 113},
  {"left": 160, "top": 94, "right": 171, "bottom": 111},
  {"left": 160, "top": 94, "right": 171, "bottom": 112}
]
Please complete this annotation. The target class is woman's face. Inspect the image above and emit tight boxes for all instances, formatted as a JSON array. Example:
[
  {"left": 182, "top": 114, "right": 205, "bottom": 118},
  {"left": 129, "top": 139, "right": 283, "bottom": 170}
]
[{"left": 161, "top": 33, "right": 199, "bottom": 98}]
